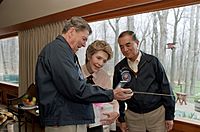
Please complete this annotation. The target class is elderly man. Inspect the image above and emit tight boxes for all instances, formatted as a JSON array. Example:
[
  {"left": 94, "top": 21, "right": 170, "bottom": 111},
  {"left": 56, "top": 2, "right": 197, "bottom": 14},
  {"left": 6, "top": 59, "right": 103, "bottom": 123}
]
[
  {"left": 113, "top": 30, "right": 175, "bottom": 132},
  {"left": 35, "top": 17, "right": 133, "bottom": 132}
]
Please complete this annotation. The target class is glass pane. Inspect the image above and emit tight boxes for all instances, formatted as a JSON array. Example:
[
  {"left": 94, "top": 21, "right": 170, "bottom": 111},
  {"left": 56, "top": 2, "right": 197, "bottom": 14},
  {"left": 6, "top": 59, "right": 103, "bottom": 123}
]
[
  {"left": 0, "top": 36, "right": 19, "bottom": 84},
  {"left": 77, "top": 4, "right": 200, "bottom": 123}
]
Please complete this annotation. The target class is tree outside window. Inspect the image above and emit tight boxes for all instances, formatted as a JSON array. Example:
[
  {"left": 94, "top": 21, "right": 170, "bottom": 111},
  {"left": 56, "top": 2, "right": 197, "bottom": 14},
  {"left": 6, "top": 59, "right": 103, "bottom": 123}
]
[
  {"left": 77, "top": 4, "right": 200, "bottom": 123},
  {"left": 0, "top": 36, "right": 19, "bottom": 84}
]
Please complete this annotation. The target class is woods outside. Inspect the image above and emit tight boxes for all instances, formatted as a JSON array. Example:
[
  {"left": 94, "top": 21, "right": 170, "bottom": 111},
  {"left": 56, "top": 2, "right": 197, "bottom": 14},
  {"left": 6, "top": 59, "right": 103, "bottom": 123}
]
[{"left": 79, "top": 4, "right": 200, "bottom": 97}]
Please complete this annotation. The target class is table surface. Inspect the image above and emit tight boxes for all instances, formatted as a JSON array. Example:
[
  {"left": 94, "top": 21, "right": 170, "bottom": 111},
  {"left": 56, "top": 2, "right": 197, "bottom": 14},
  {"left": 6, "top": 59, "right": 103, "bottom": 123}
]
[{"left": 13, "top": 105, "right": 39, "bottom": 116}]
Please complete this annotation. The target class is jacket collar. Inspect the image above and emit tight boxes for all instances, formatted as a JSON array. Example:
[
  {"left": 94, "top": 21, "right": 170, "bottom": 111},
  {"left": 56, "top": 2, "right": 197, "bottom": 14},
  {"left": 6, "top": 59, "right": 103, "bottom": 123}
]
[{"left": 121, "top": 51, "right": 153, "bottom": 68}]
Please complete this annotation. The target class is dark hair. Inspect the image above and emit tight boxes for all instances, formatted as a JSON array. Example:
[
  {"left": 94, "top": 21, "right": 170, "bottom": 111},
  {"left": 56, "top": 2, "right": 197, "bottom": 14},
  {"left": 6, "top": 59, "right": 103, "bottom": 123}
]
[
  {"left": 85, "top": 40, "right": 113, "bottom": 63},
  {"left": 118, "top": 30, "right": 139, "bottom": 43},
  {"left": 62, "top": 16, "right": 92, "bottom": 34}
]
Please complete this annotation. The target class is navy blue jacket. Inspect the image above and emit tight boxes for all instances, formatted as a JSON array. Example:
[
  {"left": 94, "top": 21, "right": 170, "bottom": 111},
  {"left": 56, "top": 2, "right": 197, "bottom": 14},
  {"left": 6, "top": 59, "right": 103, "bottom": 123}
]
[
  {"left": 113, "top": 52, "right": 175, "bottom": 122},
  {"left": 35, "top": 35, "right": 113, "bottom": 126}
]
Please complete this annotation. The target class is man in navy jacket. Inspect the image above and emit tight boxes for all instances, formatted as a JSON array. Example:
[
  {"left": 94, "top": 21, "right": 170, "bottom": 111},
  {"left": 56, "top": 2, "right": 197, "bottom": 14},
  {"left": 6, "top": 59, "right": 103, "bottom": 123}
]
[
  {"left": 35, "top": 17, "right": 133, "bottom": 132},
  {"left": 113, "top": 30, "right": 175, "bottom": 132}
]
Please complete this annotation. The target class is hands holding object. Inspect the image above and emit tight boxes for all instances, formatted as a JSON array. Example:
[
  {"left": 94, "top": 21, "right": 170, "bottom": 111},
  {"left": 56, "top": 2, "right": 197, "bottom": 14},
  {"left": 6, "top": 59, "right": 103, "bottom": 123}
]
[
  {"left": 113, "top": 81, "right": 133, "bottom": 101},
  {"left": 114, "top": 81, "right": 174, "bottom": 99}
]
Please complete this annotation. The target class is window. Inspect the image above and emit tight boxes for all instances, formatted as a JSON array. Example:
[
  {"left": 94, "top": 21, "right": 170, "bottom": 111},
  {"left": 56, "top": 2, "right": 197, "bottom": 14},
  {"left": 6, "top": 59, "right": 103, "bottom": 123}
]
[
  {"left": 77, "top": 4, "right": 200, "bottom": 123},
  {"left": 0, "top": 36, "right": 19, "bottom": 84}
]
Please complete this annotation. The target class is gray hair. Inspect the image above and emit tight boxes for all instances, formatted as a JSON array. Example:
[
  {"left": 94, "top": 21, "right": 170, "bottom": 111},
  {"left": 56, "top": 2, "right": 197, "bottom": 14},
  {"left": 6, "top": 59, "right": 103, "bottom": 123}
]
[{"left": 62, "top": 16, "right": 92, "bottom": 34}]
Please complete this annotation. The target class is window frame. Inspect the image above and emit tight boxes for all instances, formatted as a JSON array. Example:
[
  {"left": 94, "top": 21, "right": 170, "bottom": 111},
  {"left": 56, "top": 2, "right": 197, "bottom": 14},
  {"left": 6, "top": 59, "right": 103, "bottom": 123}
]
[{"left": 0, "top": 0, "right": 199, "bottom": 129}]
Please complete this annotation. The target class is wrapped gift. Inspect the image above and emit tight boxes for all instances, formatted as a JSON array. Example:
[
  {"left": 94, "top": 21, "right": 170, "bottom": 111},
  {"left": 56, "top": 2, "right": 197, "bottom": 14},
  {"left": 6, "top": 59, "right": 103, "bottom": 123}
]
[{"left": 89, "top": 103, "right": 113, "bottom": 128}]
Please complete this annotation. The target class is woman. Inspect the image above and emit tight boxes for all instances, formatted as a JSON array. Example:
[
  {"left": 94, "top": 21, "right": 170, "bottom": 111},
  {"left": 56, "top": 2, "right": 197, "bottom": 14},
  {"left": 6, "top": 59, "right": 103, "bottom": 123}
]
[{"left": 81, "top": 40, "right": 119, "bottom": 132}]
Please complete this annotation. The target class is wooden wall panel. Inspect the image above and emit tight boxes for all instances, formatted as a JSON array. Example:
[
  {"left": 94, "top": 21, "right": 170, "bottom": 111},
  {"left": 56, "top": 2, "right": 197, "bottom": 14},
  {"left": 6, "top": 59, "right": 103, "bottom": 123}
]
[
  {"left": 172, "top": 120, "right": 200, "bottom": 132},
  {"left": 0, "top": 82, "right": 18, "bottom": 105}
]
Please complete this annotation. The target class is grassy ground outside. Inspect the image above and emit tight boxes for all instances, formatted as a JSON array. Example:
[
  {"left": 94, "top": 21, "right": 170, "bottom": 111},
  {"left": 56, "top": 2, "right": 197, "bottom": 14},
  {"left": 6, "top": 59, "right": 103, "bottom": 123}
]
[
  {"left": 173, "top": 81, "right": 200, "bottom": 103},
  {"left": 173, "top": 81, "right": 200, "bottom": 122}
]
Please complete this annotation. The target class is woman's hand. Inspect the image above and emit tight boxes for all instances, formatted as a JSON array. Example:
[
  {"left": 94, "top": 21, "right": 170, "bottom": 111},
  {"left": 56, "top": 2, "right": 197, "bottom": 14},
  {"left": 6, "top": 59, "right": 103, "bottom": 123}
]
[{"left": 100, "top": 111, "right": 119, "bottom": 125}]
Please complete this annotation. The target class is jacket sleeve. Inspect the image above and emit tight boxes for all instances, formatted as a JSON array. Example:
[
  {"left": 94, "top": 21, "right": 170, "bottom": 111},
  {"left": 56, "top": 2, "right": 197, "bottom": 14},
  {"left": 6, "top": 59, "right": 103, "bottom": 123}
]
[
  {"left": 156, "top": 59, "right": 175, "bottom": 120},
  {"left": 113, "top": 65, "right": 126, "bottom": 122},
  {"left": 36, "top": 46, "right": 113, "bottom": 104}
]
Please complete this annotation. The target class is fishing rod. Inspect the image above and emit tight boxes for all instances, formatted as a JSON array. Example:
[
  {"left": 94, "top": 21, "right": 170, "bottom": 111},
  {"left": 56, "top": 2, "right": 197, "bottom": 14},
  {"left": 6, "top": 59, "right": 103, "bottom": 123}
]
[{"left": 133, "top": 91, "right": 174, "bottom": 96}]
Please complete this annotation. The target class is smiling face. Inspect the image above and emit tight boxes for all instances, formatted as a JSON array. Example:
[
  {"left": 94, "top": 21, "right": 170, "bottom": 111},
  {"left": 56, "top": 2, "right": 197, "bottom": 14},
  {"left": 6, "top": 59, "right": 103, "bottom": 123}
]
[
  {"left": 86, "top": 50, "right": 109, "bottom": 74},
  {"left": 118, "top": 34, "right": 139, "bottom": 61},
  {"left": 69, "top": 28, "right": 89, "bottom": 53},
  {"left": 62, "top": 17, "right": 92, "bottom": 53}
]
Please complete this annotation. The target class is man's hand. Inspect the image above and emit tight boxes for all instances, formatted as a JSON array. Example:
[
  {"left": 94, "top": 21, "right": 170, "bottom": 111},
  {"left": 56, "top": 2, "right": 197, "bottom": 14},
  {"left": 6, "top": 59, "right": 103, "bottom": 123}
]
[
  {"left": 113, "top": 87, "right": 133, "bottom": 100},
  {"left": 165, "top": 120, "right": 173, "bottom": 131},
  {"left": 120, "top": 122, "right": 128, "bottom": 132}
]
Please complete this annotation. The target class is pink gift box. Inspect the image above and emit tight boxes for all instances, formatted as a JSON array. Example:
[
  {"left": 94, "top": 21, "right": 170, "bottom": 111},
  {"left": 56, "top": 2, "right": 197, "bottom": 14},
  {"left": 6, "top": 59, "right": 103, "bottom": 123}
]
[{"left": 89, "top": 103, "right": 113, "bottom": 128}]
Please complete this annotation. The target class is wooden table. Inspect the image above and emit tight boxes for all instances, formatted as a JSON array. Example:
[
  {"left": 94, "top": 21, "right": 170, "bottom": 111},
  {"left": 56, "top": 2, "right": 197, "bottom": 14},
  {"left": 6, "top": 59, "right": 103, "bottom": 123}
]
[
  {"left": 13, "top": 105, "right": 44, "bottom": 132},
  {"left": 24, "top": 108, "right": 44, "bottom": 132},
  {"left": 176, "top": 92, "right": 187, "bottom": 105}
]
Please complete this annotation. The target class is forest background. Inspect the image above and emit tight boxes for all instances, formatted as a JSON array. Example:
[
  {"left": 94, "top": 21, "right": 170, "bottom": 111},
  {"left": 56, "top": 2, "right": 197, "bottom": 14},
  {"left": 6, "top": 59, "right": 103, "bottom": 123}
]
[{"left": 0, "top": 4, "right": 200, "bottom": 97}]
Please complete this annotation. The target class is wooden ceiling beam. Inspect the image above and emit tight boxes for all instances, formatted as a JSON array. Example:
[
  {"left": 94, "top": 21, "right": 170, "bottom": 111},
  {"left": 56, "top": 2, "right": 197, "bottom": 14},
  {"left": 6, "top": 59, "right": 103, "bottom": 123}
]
[{"left": 0, "top": 0, "right": 198, "bottom": 39}]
